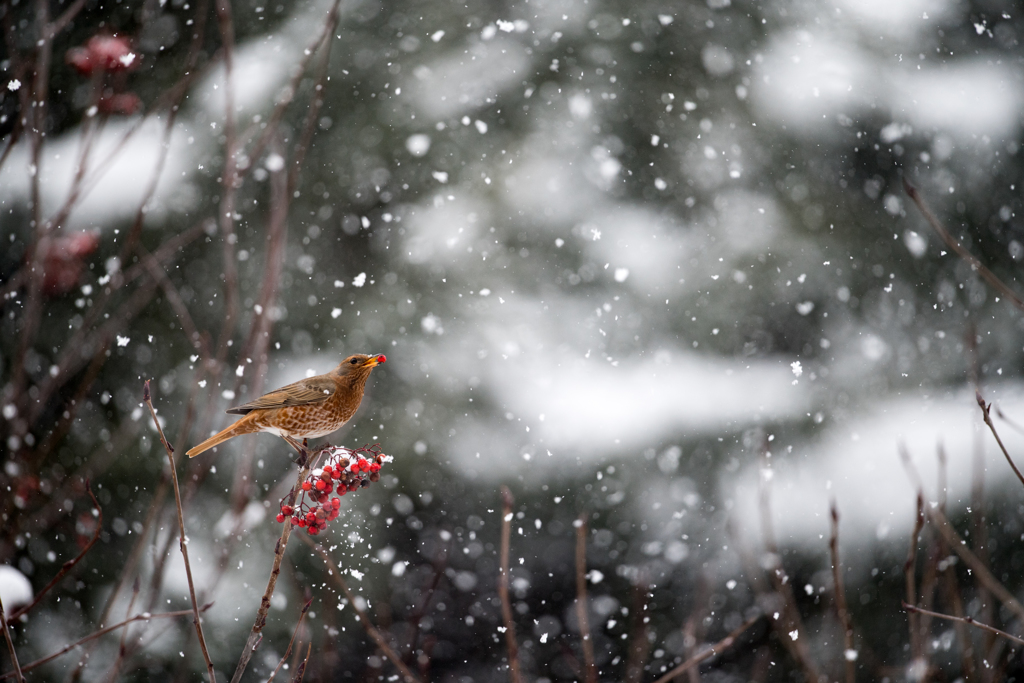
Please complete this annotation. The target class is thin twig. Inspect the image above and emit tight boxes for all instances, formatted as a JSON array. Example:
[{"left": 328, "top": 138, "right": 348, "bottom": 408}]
[
  {"left": 927, "top": 507, "right": 1024, "bottom": 621},
  {"left": 903, "top": 603, "right": 1024, "bottom": 646},
  {"left": 301, "top": 535, "right": 421, "bottom": 683},
  {"left": 103, "top": 577, "right": 141, "bottom": 683},
  {"left": 497, "top": 486, "right": 522, "bottom": 683},
  {"left": 290, "top": 643, "right": 312, "bottom": 683},
  {"left": 904, "top": 492, "right": 925, "bottom": 661},
  {"left": 266, "top": 598, "right": 312, "bottom": 683},
  {"left": 230, "top": 463, "right": 311, "bottom": 683},
  {"left": 0, "top": 594, "right": 24, "bottom": 683},
  {"left": 0, "top": 606, "right": 211, "bottom": 680},
  {"left": 976, "top": 391, "right": 1024, "bottom": 490},
  {"left": 9, "top": 484, "right": 102, "bottom": 621},
  {"left": 574, "top": 514, "right": 598, "bottom": 683},
  {"left": 650, "top": 615, "right": 762, "bottom": 683},
  {"left": 829, "top": 502, "right": 855, "bottom": 683},
  {"left": 624, "top": 575, "right": 652, "bottom": 683},
  {"left": 757, "top": 436, "right": 822, "bottom": 682},
  {"left": 904, "top": 179, "right": 1024, "bottom": 312},
  {"left": 143, "top": 381, "right": 217, "bottom": 683}
]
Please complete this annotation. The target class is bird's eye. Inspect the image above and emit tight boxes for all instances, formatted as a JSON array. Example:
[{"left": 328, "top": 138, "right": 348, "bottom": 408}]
[{"left": 350, "top": 359, "right": 358, "bottom": 365}]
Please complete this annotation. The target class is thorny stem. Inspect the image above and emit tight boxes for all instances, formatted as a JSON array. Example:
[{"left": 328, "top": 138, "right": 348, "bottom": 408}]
[
  {"left": 498, "top": 486, "right": 522, "bottom": 683},
  {"left": 0, "top": 606, "right": 211, "bottom": 680},
  {"left": 0, "top": 594, "right": 24, "bottom": 683},
  {"left": 143, "top": 381, "right": 217, "bottom": 683},
  {"left": 903, "top": 603, "right": 1024, "bottom": 646},
  {"left": 230, "top": 462, "right": 311, "bottom": 683},
  {"left": 976, "top": 391, "right": 1024, "bottom": 491},
  {"left": 829, "top": 503, "right": 856, "bottom": 683},
  {"left": 302, "top": 535, "right": 421, "bottom": 683},
  {"left": 649, "top": 615, "right": 762, "bottom": 683},
  {"left": 574, "top": 514, "right": 598, "bottom": 683}
]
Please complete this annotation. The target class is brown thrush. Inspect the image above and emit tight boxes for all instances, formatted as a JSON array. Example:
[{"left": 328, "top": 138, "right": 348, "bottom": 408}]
[{"left": 186, "top": 353, "right": 386, "bottom": 458}]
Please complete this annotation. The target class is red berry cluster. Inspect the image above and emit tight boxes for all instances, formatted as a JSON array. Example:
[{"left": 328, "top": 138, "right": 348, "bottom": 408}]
[
  {"left": 275, "top": 445, "right": 388, "bottom": 536},
  {"left": 67, "top": 35, "right": 138, "bottom": 75}
]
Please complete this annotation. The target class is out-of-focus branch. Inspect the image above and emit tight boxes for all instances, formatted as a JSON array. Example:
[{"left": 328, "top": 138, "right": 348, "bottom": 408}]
[
  {"left": 9, "top": 484, "right": 102, "bottom": 621},
  {"left": 265, "top": 598, "right": 312, "bottom": 683},
  {"left": 829, "top": 502, "right": 855, "bottom": 683},
  {"left": 143, "top": 381, "right": 217, "bottom": 683},
  {"left": 230, "top": 462, "right": 311, "bottom": 683},
  {"left": 497, "top": 486, "right": 522, "bottom": 683},
  {"left": 904, "top": 179, "right": 1024, "bottom": 312},
  {"left": 302, "top": 535, "right": 421, "bottom": 683},
  {"left": 650, "top": 615, "right": 762, "bottom": 683},
  {"left": 574, "top": 514, "right": 598, "bottom": 683},
  {"left": 976, "top": 391, "right": 1024, "bottom": 490},
  {"left": 0, "top": 594, "right": 24, "bottom": 683},
  {"left": 903, "top": 603, "right": 1024, "bottom": 646},
  {"left": 0, "top": 606, "right": 211, "bottom": 680},
  {"left": 757, "top": 436, "right": 822, "bottom": 682},
  {"left": 904, "top": 493, "right": 925, "bottom": 662},
  {"left": 928, "top": 507, "right": 1024, "bottom": 621}
]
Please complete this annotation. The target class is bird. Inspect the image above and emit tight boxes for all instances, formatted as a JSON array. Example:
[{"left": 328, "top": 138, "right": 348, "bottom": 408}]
[{"left": 186, "top": 353, "right": 386, "bottom": 459}]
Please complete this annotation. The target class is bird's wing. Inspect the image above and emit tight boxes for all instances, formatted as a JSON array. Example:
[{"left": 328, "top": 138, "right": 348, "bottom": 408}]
[{"left": 226, "top": 376, "right": 336, "bottom": 414}]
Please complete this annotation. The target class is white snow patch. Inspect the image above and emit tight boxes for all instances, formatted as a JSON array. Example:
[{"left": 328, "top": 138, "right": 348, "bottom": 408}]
[{"left": 0, "top": 565, "right": 32, "bottom": 616}]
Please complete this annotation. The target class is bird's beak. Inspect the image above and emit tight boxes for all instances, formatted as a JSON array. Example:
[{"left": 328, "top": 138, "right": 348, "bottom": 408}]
[{"left": 364, "top": 354, "right": 386, "bottom": 367}]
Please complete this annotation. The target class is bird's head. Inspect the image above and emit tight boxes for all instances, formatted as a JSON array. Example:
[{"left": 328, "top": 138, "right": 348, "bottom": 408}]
[{"left": 332, "top": 353, "right": 386, "bottom": 380}]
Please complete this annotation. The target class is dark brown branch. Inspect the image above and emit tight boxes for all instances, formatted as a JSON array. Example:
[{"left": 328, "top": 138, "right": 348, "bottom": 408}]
[
  {"left": 265, "top": 598, "right": 312, "bottom": 683},
  {"left": 291, "top": 642, "right": 311, "bottom": 683},
  {"left": 497, "top": 486, "right": 522, "bottom": 683},
  {"left": 0, "top": 606, "right": 210, "bottom": 680},
  {"left": 757, "top": 436, "right": 822, "bottom": 682},
  {"left": 143, "top": 381, "right": 216, "bottom": 683},
  {"left": 574, "top": 514, "right": 598, "bottom": 683},
  {"left": 976, "top": 391, "right": 1024, "bottom": 491},
  {"left": 903, "top": 603, "right": 1024, "bottom": 646},
  {"left": 829, "top": 502, "right": 855, "bottom": 683},
  {"left": 0, "top": 594, "right": 24, "bottom": 683},
  {"left": 650, "top": 615, "right": 762, "bottom": 683},
  {"left": 301, "top": 535, "right": 421, "bottom": 683},
  {"left": 9, "top": 484, "right": 103, "bottom": 621},
  {"left": 904, "top": 179, "right": 1024, "bottom": 312},
  {"left": 927, "top": 507, "right": 1024, "bottom": 621},
  {"left": 904, "top": 493, "right": 925, "bottom": 661},
  {"left": 230, "top": 463, "right": 311, "bottom": 683}
]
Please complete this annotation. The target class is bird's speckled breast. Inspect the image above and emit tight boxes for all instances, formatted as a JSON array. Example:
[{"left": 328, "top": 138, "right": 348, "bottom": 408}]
[{"left": 252, "top": 376, "right": 367, "bottom": 439}]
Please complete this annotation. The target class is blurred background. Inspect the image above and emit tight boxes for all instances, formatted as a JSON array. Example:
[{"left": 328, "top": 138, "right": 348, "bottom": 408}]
[{"left": 3, "top": 0, "right": 1024, "bottom": 680}]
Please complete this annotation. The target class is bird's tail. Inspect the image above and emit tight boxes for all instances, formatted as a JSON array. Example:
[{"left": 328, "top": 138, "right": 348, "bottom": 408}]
[{"left": 186, "top": 416, "right": 257, "bottom": 458}]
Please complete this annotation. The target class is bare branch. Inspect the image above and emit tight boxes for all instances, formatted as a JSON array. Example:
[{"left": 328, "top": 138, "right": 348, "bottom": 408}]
[
  {"left": 0, "top": 594, "right": 24, "bottom": 683},
  {"left": 143, "top": 381, "right": 217, "bottom": 683},
  {"left": 927, "top": 507, "right": 1024, "bottom": 621},
  {"left": 301, "top": 535, "right": 422, "bottom": 683},
  {"left": 650, "top": 616, "right": 762, "bottom": 683},
  {"left": 903, "top": 603, "right": 1024, "bottom": 646},
  {"left": 0, "top": 606, "right": 211, "bottom": 680},
  {"left": 265, "top": 599, "right": 312, "bottom": 683},
  {"left": 497, "top": 486, "right": 522, "bottom": 683},
  {"left": 976, "top": 391, "right": 1024, "bottom": 491},
  {"left": 904, "top": 179, "right": 1024, "bottom": 312},
  {"left": 574, "top": 514, "right": 597, "bottom": 683},
  {"left": 904, "top": 492, "right": 925, "bottom": 661},
  {"left": 829, "top": 502, "right": 855, "bottom": 683},
  {"left": 9, "top": 484, "right": 103, "bottom": 621},
  {"left": 230, "top": 463, "right": 311, "bottom": 683}
]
